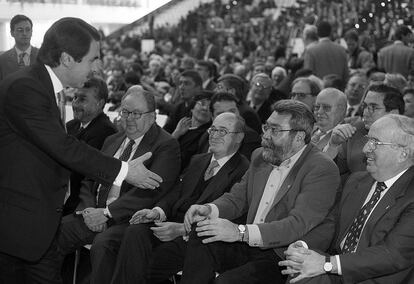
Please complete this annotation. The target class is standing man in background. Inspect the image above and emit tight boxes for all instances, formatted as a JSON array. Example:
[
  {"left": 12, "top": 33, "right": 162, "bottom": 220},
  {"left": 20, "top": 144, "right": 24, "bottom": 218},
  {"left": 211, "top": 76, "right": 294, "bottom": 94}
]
[{"left": 0, "top": 14, "right": 39, "bottom": 81}]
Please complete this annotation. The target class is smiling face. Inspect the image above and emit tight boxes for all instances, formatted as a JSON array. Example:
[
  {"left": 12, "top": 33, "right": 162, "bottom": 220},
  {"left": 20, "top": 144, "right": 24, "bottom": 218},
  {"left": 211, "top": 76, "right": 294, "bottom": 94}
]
[
  {"left": 362, "top": 91, "right": 388, "bottom": 129},
  {"left": 314, "top": 90, "right": 346, "bottom": 132},
  {"left": 72, "top": 87, "right": 103, "bottom": 124},
  {"left": 363, "top": 117, "right": 406, "bottom": 181}
]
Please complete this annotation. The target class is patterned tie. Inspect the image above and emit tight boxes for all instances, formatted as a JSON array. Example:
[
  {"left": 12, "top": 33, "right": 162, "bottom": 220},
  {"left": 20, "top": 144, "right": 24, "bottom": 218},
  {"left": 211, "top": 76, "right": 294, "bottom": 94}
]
[
  {"left": 96, "top": 139, "right": 135, "bottom": 207},
  {"left": 346, "top": 106, "right": 354, "bottom": 117},
  {"left": 342, "top": 181, "right": 387, "bottom": 253},
  {"left": 18, "top": 52, "right": 26, "bottom": 66},
  {"left": 204, "top": 159, "right": 219, "bottom": 181},
  {"left": 311, "top": 129, "right": 324, "bottom": 144}
]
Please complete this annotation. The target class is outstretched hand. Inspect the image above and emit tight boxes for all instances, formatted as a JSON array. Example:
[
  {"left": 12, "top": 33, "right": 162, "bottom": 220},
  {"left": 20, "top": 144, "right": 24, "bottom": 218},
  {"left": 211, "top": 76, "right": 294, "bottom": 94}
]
[{"left": 126, "top": 152, "right": 163, "bottom": 189}]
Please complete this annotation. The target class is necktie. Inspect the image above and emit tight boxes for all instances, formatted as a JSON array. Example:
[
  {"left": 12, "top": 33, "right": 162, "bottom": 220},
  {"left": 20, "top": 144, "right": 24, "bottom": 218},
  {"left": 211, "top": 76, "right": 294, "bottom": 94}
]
[
  {"left": 311, "top": 129, "right": 324, "bottom": 144},
  {"left": 342, "top": 181, "right": 387, "bottom": 253},
  {"left": 96, "top": 139, "right": 135, "bottom": 207},
  {"left": 57, "top": 91, "right": 66, "bottom": 126},
  {"left": 204, "top": 159, "right": 219, "bottom": 181},
  {"left": 346, "top": 106, "right": 354, "bottom": 117},
  {"left": 18, "top": 52, "right": 26, "bottom": 66}
]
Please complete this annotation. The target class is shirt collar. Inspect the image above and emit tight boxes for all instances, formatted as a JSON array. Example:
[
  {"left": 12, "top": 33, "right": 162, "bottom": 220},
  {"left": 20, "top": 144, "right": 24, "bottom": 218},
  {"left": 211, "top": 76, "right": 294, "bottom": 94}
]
[
  {"left": 125, "top": 135, "right": 144, "bottom": 147},
  {"left": 272, "top": 145, "right": 307, "bottom": 169},
  {"left": 44, "top": 64, "right": 64, "bottom": 95},
  {"left": 15, "top": 45, "right": 32, "bottom": 55},
  {"left": 382, "top": 167, "right": 410, "bottom": 189},
  {"left": 212, "top": 151, "right": 236, "bottom": 168},
  {"left": 394, "top": 40, "right": 404, "bottom": 45}
]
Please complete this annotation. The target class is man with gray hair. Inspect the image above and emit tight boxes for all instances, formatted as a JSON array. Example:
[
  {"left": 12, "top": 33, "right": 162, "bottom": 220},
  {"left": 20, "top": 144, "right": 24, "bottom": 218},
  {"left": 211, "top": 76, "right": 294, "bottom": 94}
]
[
  {"left": 280, "top": 114, "right": 414, "bottom": 283},
  {"left": 54, "top": 87, "right": 181, "bottom": 283},
  {"left": 312, "top": 88, "right": 347, "bottom": 150},
  {"left": 247, "top": 73, "right": 274, "bottom": 124},
  {"left": 181, "top": 100, "right": 340, "bottom": 283},
  {"left": 302, "top": 25, "right": 319, "bottom": 55}
]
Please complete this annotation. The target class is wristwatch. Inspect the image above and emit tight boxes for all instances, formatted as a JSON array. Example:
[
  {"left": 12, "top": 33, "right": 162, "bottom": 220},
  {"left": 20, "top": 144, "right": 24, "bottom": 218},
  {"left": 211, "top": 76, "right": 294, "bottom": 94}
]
[
  {"left": 323, "top": 255, "right": 333, "bottom": 273},
  {"left": 238, "top": 224, "right": 246, "bottom": 242}
]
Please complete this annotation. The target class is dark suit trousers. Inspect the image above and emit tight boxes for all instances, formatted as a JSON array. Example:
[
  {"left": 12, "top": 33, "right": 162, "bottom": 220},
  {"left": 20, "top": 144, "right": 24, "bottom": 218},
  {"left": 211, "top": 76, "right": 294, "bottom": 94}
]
[
  {"left": 180, "top": 229, "right": 286, "bottom": 284},
  {"left": 56, "top": 214, "right": 128, "bottom": 284},
  {"left": 0, "top": 241, "right": 62, "bottom": 284}
]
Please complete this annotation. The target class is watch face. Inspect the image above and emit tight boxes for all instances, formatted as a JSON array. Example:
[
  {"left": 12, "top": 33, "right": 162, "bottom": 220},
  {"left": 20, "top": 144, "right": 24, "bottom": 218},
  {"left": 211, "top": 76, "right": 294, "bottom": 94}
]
[
  {"left": 238, "top": 224, "right": 246, "bottom": 233},
  {"left": 324, "top": 262, "right": 333, "bottom": 272}
]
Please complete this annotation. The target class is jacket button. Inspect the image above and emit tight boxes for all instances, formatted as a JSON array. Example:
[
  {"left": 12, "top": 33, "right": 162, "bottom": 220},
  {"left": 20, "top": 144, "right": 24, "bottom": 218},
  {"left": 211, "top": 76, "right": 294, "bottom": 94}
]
[{"left": 56, "top": 208, "right": 63, "bottom": 213}]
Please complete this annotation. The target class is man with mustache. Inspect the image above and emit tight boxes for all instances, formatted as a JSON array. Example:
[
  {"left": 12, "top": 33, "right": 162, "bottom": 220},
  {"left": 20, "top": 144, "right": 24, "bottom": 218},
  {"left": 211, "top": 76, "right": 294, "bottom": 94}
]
[
  {"left": 324, "top": 84, "right": 405, "bottom": 181},
  {"left": 180, "top": 100, "right": 340, "bottom": 283},
  {"left": 280, "top": 114, "right": 414, "bottom": 283}
]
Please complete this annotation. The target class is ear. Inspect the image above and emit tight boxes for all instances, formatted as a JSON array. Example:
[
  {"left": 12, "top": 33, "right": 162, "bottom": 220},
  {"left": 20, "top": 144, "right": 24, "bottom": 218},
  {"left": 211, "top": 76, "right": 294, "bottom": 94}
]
[
  {"left": 97, "top": 99, "right": 105, "bottom": 109},
  {"left": 399, "top": 147, "right": 410, "bottom": 162},
  {"left": 295, "top": 131, "right": 305, "bottom": 142},
  {"left": 60, "top": 52, "right": 75, "bottom": 69}
]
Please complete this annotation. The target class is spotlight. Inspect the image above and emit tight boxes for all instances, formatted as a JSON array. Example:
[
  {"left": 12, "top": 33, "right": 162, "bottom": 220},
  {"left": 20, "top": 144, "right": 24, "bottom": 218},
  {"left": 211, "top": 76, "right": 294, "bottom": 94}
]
[
  {"left": 369, "top": 13, "right": 373, "bottom": 18},
  {"left": 355, "top": 24, "right": 360, "bottom": 29},
  {"left": 381, "top": 2, "right": 385, "bottom": 7}
]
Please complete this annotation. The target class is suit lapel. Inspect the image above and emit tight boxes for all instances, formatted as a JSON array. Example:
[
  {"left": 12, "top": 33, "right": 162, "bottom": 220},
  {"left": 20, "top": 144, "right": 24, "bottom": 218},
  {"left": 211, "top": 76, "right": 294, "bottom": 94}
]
[
  {"left": 197, "top": 153, "right": 238, "bottom": 203},
  {"left": 271, "top": 144, "right": 312, "bottom": 208},
  {"left": 338, "top": 175, "right": 374, "bottom": 243},
  {"left": 131, "top": 123, "right": 158, "bottom": 160},
  {"left": 247, "top": 162, "right": 273, "bottom": 223}
]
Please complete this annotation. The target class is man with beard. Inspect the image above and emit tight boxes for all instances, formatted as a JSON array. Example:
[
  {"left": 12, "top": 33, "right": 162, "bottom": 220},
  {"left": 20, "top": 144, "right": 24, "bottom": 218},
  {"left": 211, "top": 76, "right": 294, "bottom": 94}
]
[
  {"left": 180, "top": 100, "right": 340, "bottom": 284},
  {"left": 64, "top": 77, "right": 117, "bottom": 214}
]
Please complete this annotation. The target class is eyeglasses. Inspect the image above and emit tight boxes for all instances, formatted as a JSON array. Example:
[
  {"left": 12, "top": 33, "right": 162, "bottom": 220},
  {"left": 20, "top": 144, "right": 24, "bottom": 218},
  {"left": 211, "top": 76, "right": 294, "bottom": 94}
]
[
  {"left": 196, "top": 100, "right": 210, "bottom": 108},
  {"left": 364, "top": 136, "right": 404, "bottom": 150},
  {"left": 207, "top": 126, "right": 242, "bottom": 137},
  {"left": 119, "top": 109, "right": 153, "bottom": 119},
  {"left": 251, "top": 81, "right": 270, "bottom": 90},
  {"left": 262, "top": 124, "right": 300, "bottom": 136},
  {"left": 313, "top": 104, "right": 332, "bottom": 112},
  {"left": 361, "top": 103, "right": 385, "bottom": 113},
  {"left": 291, "top": 92, "right": 311, "bottom": 99}
]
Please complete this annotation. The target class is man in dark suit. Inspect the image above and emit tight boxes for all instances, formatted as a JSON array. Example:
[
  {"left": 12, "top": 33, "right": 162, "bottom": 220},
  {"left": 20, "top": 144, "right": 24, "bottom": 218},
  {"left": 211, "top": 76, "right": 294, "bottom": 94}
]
[
  {"left": 378, "top": 25, "right": 414, "bottom": 78},
  {"left": 195, "top": 60, "right": 216, "bottom": 91},
  {"left": 324, "top": 84, "right": 405, "bottom": 180},
  {"left": 280, "top": 114, "right": 414, "bottom": 283},
  {"left": 304, "top": 21, "right": 348, "bottom": 83},
  {"left": 247, "top": 73, "right": 274, "bottom": 124},
  {"left": 64, "top": 77, "right": 117, "bottom": 215},
  {"left": 0, "top": 18, "right": 161, "bottom": 284},
  {"left": 110, "top": 112, "right": 249, "bottom": 284},
  {"left": 0, "top": 14, "right": 39, "bottom": 81},
  {"left": 181, "top": 100, "right": 340, "bottom": 284},
  {"left": 55, "top": 86, "right": 181, "bottom": 284},
  {"left": 198, "top": 92, "right": 261, "bottom": 160}
]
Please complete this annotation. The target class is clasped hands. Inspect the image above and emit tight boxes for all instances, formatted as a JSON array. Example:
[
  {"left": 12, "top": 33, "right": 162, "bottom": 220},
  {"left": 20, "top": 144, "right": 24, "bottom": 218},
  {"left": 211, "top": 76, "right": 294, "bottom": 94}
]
[
  {"left": 183, "top": 204, "right": 240, "bottom": 243},
  {"left": 77, "top": 207, "right": 108, "bottom": 233},
  {"left": 278, "top": 241, "right": 327, "bottom": 283}
]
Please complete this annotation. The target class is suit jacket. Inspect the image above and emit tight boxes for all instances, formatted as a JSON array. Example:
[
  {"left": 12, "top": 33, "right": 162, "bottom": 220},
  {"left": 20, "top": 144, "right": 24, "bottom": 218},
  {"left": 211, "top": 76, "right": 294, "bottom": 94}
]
[
  {"left": 251, "top": 99, "right": 273, "bottom": 124},
  {"left": 64, "top": 112, "right": 117, "bottom": 214},
  {"left": 238, "top": 102, "right": 263, "bottom": 134},
  {"left": 315, "top": 168, "right": 414, "bottom": 284},
  {"left": 197, "top": 125, "right": 261, "bottom": 161},
  {"left": 213, "top": 144, "right": 340, "bottom": 258},
  {"left": 378, "top": 41, "right": 414, "bottom": 78},
  {"left": 304, "top": 38, "right": 349, "bottom": 82},
  {"left": 0, "top": 46, "right": 39, "bottom": 81},
  {"left": 156, "top": 152, "right": 249, "bottom": 222},
  {"left": 0, "top": 62, "right": 121, "bottom": 261},
  {"left": 77, "top": 123, "right": 181, "bottom": 223}
]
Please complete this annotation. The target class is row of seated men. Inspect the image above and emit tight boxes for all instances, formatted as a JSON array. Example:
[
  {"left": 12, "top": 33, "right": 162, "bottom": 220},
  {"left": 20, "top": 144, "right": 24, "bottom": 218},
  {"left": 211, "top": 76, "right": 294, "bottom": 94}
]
[{"left": 53, "top": 67, "right": 414, "bottom": 284}]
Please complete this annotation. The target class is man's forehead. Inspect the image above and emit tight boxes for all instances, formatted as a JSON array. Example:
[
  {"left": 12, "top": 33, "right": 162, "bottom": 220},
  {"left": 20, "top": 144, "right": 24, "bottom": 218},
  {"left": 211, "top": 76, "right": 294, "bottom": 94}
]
[
  {"left": 365, "top": 91, "right": 384, "bottom": 102},
  {"left": 268, "top": 112, "right": 291, "bottom": 124}
]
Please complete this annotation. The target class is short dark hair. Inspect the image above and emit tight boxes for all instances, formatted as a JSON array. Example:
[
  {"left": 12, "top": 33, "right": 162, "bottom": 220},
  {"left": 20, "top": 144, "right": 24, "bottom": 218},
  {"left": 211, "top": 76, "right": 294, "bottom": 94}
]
[
  {"left": 395, "top": 25, "right": 412, "bottom": 41},
  {"left": 180, "top": 70, "right": 203, "bottom": 88},
  {"left": 292, "top": 77, "right": 321, "bottom": 97},
  {"left": 189, "top": 90, "right": 214, "bottom": 110},
  {"left": 344, "top": 29, "right": 359, "bottom": 42},
  {"left": 323, "top": 74, "right": 345, "bottom": 91},
  {"left": 38, "top": 17, "right": 100, "bottom": 68},
  {"left": 197, "top": 60, "right": 215, "bottom": 77},
  {"left": 10, "top": 15, "right": 32, "bottom": 31},
  {"left": 317, "top": 21, "right": 332, "bottom": 38},
  {"left": 272, "top": 100, "right": 315, "bottom": 144},
  {"left": 210, "top": 92, "right": 238, "bottom": 114},
  {"left": 366, "top": 84, "right": 405, "bottom": 114},
  {"left": 217, "top": 74, "right": 249, "bottom": 102},
  {"left": 124, "top": 71, "right": 141, "bottom": 85},
  {"left": 83, "top": 77, "right": 108, "bottom": 105}
]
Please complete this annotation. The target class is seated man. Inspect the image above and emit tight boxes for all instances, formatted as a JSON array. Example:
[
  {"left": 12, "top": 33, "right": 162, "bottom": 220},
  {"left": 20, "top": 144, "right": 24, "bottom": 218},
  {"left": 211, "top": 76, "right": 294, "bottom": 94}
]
[
  {"left": 55, "top": 86, "right": 181, "bottom": 284},
  {"left": 171, "top": 90, "right": 213, "bottom": 170},
  {"left": 110, "top": 112, "right": 249, "bottom": 284},
  {"left": 247, "top": 73, "right": 274, "bottom": 124},
  {"left": 181, "top": 100, "right": 341, "bottom": 284},
  {"left": 324, "top": 84, "right": 405, "bottom": 180},
  {"left": 311, "top": 88, "right": 347, "bottom": 150},
  {"left": 280, "top": 114, "right": 414, "bottom": 283},
  {"left": 64, "top": 77, "right": 117, "bottom": 215},
  {"left": 198, "top": 92, "right": 261, "bottom": 160}
]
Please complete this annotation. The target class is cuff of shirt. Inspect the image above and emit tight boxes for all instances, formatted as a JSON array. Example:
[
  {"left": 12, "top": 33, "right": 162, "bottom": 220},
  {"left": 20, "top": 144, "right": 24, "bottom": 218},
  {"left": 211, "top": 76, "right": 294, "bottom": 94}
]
[
  {"left": 153, "top": 206, "right": 167, "bottom": 222},
  {"left": 246, "top": 224, "right": 263, "bottom": 247},
  {"left": 207, "top": 203, "right": 219, "bottom": 219},
  {"left": 297, "top": 240, "right": 309, "bottom": 249},
  {"left": 113, "top": 161, "right": 128, "bottom": 186},
  {"left": 104, "top": 207, "right": 112, "bottom": 218},
  {"left": 335, "top": 255, "right": 342, "bottom": 275}
]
